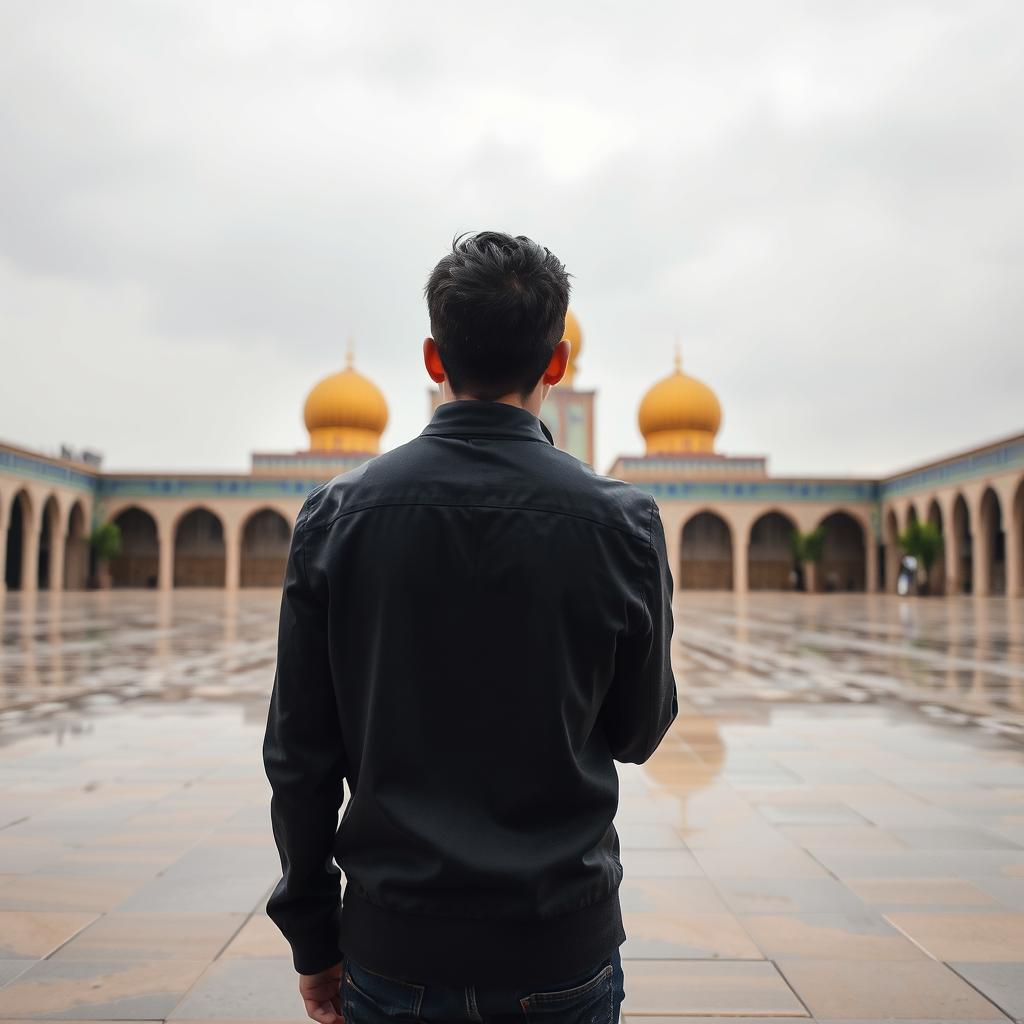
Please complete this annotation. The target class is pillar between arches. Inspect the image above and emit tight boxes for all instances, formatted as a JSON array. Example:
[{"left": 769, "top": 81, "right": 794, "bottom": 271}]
[
  {"left": 993, "top": 478, "right": 1021, "bottom": 599},
  {"left": 21, "top": 513, "right": 40, "bottom": 594},
  {"left": 972, "top": 491, "right": 989, "bottom": 598},
  {"left": 733, "top": 543, "right": 748, "bottom": 594},
  {"left": 1007, "top": 526, "right": 1022, "bottom": 599},
  {"left": 48, "top": 528, "right": 67, "bottom": 591},
  {"left": 866, "top": 539, "right": 879, "bottom": 594},
  {"left": 944, "top": 544, "right": 958, "bottom": 594},
  {"left": 882, "top": 507, "right": 900, "bottom": 593},
  {"left": 158, "top": 527, "right": 174, "bottom": 591},
  {"left": 943, "top": 500, "right": 961, "bottom": 594},
  {"left": 224, "top": 523, "right": 241, "bottom": 592}
]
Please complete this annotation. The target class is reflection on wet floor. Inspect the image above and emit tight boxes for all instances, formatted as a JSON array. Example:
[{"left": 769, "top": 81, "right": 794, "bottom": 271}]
[
  {"left": 2, "top": 590, "right": 1023, "bottom": 736},
  {"left": 0, "top": 590, "right": 1023, "bottom": 1021},
  {"left": 674, "top": 593, "right": 1024, "bottom": 738},
  {"left": 0, "top": 590, "right": 280, "bottom": 729}
]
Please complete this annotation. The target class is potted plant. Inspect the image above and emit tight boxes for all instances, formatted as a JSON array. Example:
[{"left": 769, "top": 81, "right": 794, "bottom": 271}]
[
  {"left": 88, "top": 521, "right": 122, "bottom": 589},
  {"left": 898, "top": 520, "right": 943, "bottom": 596},
  {"left": 790, "top": 526, "right": 825, "bottom": 592}
]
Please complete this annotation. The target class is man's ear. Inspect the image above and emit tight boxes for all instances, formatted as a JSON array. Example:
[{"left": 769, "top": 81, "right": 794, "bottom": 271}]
[
  {"left": 542, "top": 339, "right": 571, "bottom": 386},
  {"left": 423, "top": 337, "right": 446, "bottom": 384}
]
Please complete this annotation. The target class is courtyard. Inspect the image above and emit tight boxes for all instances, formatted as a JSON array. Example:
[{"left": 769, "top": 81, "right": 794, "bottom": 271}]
[{"left": 0, "top": 589, "right": 1022, "bottom": 1022}]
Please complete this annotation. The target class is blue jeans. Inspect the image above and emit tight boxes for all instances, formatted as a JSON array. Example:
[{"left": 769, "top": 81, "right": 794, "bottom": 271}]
[{"left": 340, "top": 947, "right": 624, "bottom": 1024}]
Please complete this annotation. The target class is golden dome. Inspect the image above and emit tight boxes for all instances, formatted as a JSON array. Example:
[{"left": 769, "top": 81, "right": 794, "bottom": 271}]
[
  {"left": 303, "top": 346, "right": 388, "bottom": 453},
  {"left": 558, "top": 308, "right": 583, "bottom": 388},
  {"left": 638, "top": 348, "right": 722, "bottom": 455}
]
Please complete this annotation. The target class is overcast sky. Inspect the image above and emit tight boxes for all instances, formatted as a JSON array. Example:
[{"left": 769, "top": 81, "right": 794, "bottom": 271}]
[{"left": 1, "top": 0, "right": 1022, "bottom": 478}]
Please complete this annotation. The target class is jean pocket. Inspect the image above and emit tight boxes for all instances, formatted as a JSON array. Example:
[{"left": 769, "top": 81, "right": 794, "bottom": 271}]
[
  {"left": 520, "top": 961, "right": 614, "bottom": 1024},
  {"left": 342, "top": 958, "right": 425, "bottom": 1020}
]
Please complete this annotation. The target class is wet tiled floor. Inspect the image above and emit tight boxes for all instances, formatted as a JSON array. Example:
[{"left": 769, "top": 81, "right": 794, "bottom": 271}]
[{"left": 0, "top": 590, "right": 1023, "bottom": 1022}]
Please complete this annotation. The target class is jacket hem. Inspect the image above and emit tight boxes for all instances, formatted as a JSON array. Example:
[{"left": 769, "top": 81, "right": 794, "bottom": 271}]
[{"left": 338, "top": 885, "right": 625, "bottom": 987}]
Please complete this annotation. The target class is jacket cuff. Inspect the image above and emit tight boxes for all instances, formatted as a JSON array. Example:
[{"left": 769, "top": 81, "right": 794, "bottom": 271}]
[{"left": 288, "top": 907, "right": 345, "bottom": 975}]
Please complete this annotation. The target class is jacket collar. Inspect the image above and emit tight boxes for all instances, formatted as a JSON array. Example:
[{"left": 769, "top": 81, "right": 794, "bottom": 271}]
[{"left": 420, "top": 398, "right": 554, "bottom": 446}]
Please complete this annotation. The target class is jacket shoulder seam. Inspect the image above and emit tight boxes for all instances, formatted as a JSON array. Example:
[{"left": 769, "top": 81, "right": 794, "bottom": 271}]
[
  {"left": 420, "top": 432, "right": 551, "bottom": 445},
  {"left": 305, "top": 499, "right": 650, "bottom": 543},
  {"left": 296, "top": 497, "right": 312, "bottom": 589},
  {"left": 637, "top": 495, "right": 656, "bottom": 629}
]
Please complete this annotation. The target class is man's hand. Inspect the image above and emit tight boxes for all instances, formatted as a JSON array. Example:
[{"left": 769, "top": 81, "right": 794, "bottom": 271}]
[{"left": 299, "top": 961, "right": 344, "bottom": 1024}]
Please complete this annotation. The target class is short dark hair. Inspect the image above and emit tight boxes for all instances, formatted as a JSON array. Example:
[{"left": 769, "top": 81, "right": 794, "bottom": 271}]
[{"left": 424, "top": 231, "right": 571, "bottom": 401}]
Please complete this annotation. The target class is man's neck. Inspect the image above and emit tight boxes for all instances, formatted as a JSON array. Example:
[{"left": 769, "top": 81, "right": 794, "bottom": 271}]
[{"left": 449, "top": 391, "right": 544, "bottom": 417}]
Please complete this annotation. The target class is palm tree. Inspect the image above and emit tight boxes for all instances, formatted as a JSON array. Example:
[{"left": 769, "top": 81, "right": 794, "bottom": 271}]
[
  {"left": 790, "top": 526, "right": 825, "bottom": 591},
  {"left": 898, "top": 520, "right": 943, "bottom": 595},
  {"left": 89, "top": 521, "right": 122, "bottom": 589}
]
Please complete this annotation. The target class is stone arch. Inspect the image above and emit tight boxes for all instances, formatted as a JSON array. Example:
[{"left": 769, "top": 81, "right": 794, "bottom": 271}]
[
  {"left": 109, "top": 506, "right": 160, "bottom": 588},
  {"left": 883, "top": 507, "right": 900, "bottom": 593},
  {"left": 816, "top": 510, "right": 866, "bottom": 592},
  {"left": 680, "top": 509, "right": 733, "bottom": 590},
  {"left": 906, "top": 504, "right": 920, "bottom": 528},
  {"left": 926, "top": 498, "right": 945, "bottom": 595},
  {"left": 952, "top": 493, "right": 972, "bottom": 594},
  {"left": 748, "top": 509, "right": 797, "bottom": 591},
  {"left": 37, "top": 494, "right": 61, "bottom": 590},
  {"left": 64, "top": 500, "right": 90, "bottom": 590},
  {"left": 3, "top": 489, "right": 32, "bottom": 591},
  {"left": 240, "top": 507, "right": 292, "bottom": 587},
  {"left": 979, "top": 487, "right": 1006, "bottom": 596},
  {"left": 174, "top": 506, "right": 226, "bottom": 587}
]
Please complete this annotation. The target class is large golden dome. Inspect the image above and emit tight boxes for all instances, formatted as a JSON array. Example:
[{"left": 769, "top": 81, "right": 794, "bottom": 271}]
[
  {"left": 638, "top": 349, "right": 722, "bottom": 454},
  {"left": 558, "top": 308, "right": 582, "bottom": 388},
  {"left": 304, "top": 347, "right": 388, "bottom": 453}
]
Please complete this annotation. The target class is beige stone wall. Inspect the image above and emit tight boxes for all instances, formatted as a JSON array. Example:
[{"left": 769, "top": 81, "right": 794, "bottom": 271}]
[
  {"left": 0, "top": 461, "right": 306, "bottom": 593},
  {"left": 656, "top": 499, "right": 878, "bottom": 595},
  {"left": 99, "top": 497, "right": 303, "bottom": 591},
  {"left": 0, "top": 476, "right": 94, "bottom": 596},
  {"left": 882, "top": 468, "right": 1024, "bottom": 597},
  {"left": 4, "top": 433, "right": 1022, "bottom": 598}
]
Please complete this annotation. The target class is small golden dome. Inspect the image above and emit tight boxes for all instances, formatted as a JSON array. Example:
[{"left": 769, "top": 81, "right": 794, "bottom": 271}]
[
  {"left": 558, "top": 308, "right": 583, "bottom": 388},
  {"left": 638, "top": 348, "right": 722, "bottom": 454},
  {"left": 303, "top": 346, "right": 388, "bottom": 453}
]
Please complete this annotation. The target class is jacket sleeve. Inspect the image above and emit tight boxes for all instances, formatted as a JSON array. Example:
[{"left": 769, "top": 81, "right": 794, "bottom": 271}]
[
  {"left": 601, "top": 496, "right": 679, "bottom": 764},
  {"left": 262, "top": 497, "right": 348, "bottom": 974}
]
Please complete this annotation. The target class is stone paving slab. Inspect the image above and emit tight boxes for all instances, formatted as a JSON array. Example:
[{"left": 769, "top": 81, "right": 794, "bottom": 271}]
[
  {"left": 0, "top": 912, "right": 98, "bottom": 959},
  {"left": 0, "top": 958, "right": 211, "bottom": 1019},
  {"left": 739, "top": 911, "right": 931, "bottom": 960},
  {"left": 620, "top": 911, "right": 764, "bottom": 959},
  {"left": 166, "top": 958, "right": 305, "bottom": 1020},
  {"left": 884, "top": 911, "right": 1024, "bottom": 961},
  {"left": 620, "top": 960, "right": 809, "bottom": 1016},
  {"left": 773, "top": 959, "right": 1011, "bottom": 1020},
  {"left": 49, "top": 913, "right": 247, "bottom": 962},
  {"left": 948, "top": 964, "right": 1024, "bottom": 1021}
]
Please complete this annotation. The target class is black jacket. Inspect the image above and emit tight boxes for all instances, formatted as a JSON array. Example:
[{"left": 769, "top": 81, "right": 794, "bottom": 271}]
[{"left": 263, "top": 397, "right": 678, "bottom": 987}]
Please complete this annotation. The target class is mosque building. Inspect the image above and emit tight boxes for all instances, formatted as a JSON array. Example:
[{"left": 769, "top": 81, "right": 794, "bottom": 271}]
[{"left": 2, "top": 311, "right": 1022, "bottom": 598}]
